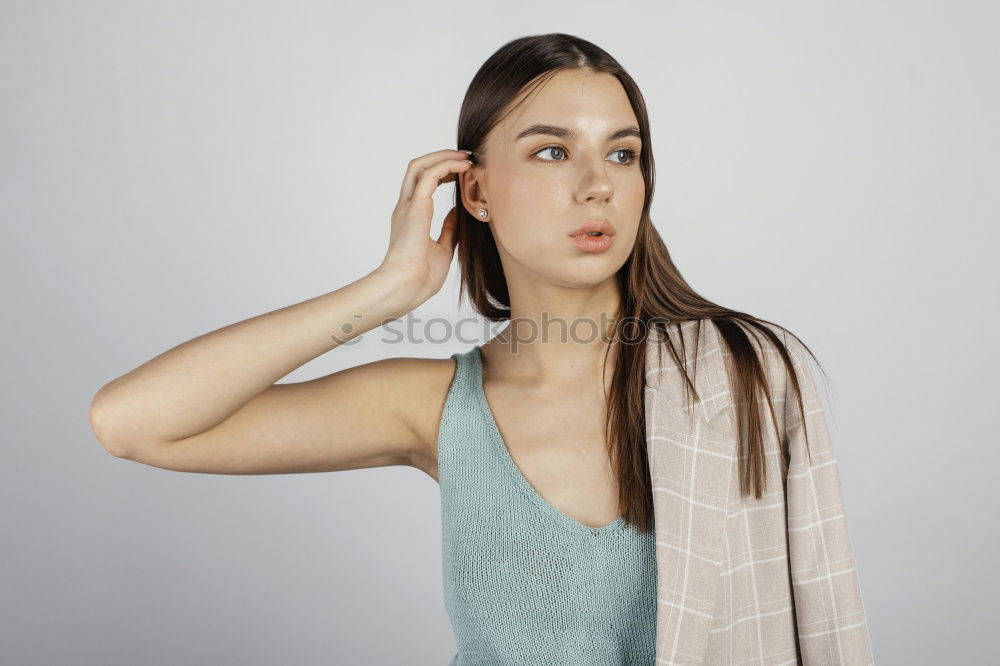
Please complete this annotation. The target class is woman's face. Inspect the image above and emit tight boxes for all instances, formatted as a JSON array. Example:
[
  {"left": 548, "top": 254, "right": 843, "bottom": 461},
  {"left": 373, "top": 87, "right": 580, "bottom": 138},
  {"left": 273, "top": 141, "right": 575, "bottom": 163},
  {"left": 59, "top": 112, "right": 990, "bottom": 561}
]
[{"left": 462, "top": 69, "right": 645, "bottom": 290}]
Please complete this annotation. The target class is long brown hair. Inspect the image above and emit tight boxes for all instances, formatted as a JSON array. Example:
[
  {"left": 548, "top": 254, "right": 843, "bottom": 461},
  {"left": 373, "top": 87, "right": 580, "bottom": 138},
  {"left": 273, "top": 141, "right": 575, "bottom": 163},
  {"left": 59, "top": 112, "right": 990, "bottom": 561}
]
[{"left": 454, "top": 33, "right": 821, "bottom": 533}]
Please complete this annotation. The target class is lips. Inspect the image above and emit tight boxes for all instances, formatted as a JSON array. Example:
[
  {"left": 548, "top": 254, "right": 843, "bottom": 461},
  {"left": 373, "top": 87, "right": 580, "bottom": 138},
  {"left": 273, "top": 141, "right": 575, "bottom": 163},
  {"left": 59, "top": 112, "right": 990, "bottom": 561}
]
[{"left": 568, "top": 219, "right": 616, "bottom": 238}]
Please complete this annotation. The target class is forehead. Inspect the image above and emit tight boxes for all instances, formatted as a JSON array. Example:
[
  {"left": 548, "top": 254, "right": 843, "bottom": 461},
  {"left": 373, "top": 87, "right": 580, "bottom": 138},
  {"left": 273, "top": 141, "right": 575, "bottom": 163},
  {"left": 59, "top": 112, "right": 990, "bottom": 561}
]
[{"left": 497, "top": 69, "right": 639, "bottom": 140}]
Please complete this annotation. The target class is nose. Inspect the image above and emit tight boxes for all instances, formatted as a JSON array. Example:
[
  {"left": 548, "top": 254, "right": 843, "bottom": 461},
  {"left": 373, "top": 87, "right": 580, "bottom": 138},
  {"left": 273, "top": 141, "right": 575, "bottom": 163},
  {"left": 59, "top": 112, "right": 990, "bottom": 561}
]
[{"left": 576, "top": 158, "right": 614, "bottom": 204}]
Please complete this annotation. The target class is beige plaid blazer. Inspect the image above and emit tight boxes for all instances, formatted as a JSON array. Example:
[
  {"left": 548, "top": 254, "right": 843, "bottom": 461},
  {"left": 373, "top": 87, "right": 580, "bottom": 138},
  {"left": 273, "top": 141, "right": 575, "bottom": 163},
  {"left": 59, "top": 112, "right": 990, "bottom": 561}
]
[{"left": 644, "top": 319, "right": 874, "bottom": 665}]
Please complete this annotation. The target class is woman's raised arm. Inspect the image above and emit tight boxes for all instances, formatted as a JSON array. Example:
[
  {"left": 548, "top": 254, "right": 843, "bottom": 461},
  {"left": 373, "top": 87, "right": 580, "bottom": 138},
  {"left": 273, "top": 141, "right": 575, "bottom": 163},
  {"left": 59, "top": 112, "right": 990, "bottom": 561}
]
[{"left": 88, "top": 149, "right": 473, "bottom": 475}]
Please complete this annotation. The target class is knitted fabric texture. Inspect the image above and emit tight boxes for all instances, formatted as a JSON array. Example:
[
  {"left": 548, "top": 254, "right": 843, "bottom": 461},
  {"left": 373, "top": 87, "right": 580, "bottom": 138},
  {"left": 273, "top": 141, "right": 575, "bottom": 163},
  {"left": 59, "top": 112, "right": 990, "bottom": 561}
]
[{"left": 438, "top": 346, "right": 657, "bottom": 665}]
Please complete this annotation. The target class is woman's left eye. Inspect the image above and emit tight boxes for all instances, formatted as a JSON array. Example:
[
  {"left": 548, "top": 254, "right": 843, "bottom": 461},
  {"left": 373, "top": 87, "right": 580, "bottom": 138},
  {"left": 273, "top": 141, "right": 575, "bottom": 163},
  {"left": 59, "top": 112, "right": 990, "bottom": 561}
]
[
  {"left": 608, "top": 148, "right": 639, "bottom": 164},
  {"left": 533, "top": 146, "right": 639, "bottom": 165}
]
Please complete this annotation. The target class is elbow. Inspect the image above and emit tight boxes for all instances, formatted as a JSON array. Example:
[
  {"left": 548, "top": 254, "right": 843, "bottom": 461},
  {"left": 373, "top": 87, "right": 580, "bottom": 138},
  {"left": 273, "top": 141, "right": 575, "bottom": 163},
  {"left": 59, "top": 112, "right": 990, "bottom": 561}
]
[{"left": 88, "top": 390, "right": 134, "bottom": 459}]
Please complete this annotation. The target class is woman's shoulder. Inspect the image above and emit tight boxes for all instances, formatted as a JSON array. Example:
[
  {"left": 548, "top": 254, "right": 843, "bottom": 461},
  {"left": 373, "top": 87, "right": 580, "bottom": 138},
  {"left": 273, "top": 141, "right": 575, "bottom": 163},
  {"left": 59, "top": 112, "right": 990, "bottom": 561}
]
[
  {"left": 376, "top": 351, "right": 470, "bottom": 479},
  {"left": 647, "top": 317, "right": 819, "bottom": 411}
]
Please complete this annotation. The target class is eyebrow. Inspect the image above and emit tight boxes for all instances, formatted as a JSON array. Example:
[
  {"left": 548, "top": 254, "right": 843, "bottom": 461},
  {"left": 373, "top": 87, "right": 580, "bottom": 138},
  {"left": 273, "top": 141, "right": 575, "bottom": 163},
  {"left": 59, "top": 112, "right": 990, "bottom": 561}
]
[{"left": 515, "top": 123, "right": 642, "bottom": 143}]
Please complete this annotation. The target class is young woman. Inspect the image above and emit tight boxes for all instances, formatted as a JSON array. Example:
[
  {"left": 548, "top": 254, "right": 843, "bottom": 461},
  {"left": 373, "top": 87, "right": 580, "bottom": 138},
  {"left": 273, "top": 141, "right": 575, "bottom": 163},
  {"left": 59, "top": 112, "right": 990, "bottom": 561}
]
[{"left": 90, "top": 34, "right": 871, "bottom": 665}]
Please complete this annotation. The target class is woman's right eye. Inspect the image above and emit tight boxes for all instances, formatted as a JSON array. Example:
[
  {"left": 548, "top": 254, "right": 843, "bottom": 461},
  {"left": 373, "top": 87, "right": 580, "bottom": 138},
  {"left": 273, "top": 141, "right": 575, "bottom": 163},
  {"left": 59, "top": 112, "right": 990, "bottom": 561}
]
[{"left": 534, "top": 146, "right": 566, "bottom": 161}]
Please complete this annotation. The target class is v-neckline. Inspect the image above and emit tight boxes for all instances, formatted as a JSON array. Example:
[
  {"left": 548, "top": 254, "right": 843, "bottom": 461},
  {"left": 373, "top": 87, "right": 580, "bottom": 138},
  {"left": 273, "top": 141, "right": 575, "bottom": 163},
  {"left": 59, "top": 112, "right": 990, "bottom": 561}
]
[{"left": 471, "top": 346, "right": 626, "bottom": 537}]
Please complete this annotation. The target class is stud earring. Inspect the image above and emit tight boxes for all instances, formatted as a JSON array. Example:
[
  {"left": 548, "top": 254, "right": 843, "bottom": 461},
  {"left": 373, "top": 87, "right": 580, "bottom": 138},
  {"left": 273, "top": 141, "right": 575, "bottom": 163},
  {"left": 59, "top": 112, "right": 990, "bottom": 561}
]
[{"left": 478, "top": 209, "right": 488, "bottom": 219}]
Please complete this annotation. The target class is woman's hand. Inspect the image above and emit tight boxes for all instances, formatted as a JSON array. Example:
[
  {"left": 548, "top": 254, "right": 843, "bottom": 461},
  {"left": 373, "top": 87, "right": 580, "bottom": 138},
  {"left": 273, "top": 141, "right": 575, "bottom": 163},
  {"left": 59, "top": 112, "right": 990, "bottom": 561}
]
[{"left": 375, "top": 149, "right": 474, "bottom": 311}]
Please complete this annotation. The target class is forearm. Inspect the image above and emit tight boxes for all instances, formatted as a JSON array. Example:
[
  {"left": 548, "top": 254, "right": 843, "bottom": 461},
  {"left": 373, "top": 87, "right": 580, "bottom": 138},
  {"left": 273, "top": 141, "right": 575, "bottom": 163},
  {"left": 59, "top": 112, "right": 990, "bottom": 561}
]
[{"left": 89, "top": 268, "right": 411, "bottom": 453}]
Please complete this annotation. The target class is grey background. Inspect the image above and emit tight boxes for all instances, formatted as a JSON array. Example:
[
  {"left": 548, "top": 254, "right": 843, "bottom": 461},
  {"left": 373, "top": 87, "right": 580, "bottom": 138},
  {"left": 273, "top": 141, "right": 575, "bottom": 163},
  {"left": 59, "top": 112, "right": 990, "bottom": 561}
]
[{"left": 3, "top": 1, "right": 997, "bottom": 664}]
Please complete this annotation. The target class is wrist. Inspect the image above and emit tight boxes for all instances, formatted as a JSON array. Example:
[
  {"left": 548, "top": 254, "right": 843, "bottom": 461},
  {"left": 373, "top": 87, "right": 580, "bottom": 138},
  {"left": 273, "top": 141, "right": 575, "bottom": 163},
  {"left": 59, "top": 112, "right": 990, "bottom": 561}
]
[{"left": 362, "top": 267, "right": 421, "bottom": 319}]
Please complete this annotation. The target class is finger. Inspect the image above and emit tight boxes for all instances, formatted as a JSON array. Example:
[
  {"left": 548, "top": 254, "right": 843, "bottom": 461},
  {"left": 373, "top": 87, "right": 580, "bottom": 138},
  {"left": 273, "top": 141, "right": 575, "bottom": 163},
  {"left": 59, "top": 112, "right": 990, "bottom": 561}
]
[
  {"left": 398, "top": 149, "right": 472, "bottom": 202},
  {"left": 400, "top": 150, "right": 470, "bottom": 200},
  {"left": 410, "top": 159, "right": 471, "bottom": 203},
  {"left": 436, "top": 205, "right": 459, "bottom": 253}
]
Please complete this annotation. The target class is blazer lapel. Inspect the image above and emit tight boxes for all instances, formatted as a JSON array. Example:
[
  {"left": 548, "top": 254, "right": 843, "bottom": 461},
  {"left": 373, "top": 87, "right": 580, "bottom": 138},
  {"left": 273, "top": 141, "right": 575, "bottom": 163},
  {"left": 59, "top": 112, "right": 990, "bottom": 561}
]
[{"left": 644, "top": 321, "right": 737, "bottom": 664}]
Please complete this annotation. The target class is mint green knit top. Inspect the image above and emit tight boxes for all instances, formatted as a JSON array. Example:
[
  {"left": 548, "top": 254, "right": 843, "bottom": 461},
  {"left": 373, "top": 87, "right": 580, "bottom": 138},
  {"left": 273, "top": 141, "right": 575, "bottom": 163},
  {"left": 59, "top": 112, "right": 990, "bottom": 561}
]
[{"left": 437, "top": 346, "right": 657, "bottom": 665}]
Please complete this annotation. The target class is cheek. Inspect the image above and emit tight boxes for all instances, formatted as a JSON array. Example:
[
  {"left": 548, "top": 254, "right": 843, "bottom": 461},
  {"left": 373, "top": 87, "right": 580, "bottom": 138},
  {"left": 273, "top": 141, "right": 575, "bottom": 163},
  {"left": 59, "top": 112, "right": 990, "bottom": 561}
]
[
  {"left": 624, "top": 172, "right": 646, "bottom": 209},
  {"left": 492, "top": 170, "right": 562, "bottom": 238},
  {"left": 622, "top": 175, "right": 646, "bottom": 233},
  {"left": 611, "top": 176, "right": 645, "bottom": 257}
]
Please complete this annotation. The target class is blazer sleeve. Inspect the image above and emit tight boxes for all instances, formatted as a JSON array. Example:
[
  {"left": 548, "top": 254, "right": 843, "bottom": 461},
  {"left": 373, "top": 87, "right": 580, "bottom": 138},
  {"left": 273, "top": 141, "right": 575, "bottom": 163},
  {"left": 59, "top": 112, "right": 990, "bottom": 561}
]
[{"left": 781, "top": 332, "right": 876, "bottom": 665}]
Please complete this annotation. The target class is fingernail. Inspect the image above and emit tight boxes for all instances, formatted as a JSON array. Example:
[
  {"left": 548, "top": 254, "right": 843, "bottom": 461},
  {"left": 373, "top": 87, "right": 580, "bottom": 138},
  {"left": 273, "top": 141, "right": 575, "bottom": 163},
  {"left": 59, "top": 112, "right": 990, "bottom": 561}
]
[{"left": 463, "top": 149, "right": 473, "bottom": 155}]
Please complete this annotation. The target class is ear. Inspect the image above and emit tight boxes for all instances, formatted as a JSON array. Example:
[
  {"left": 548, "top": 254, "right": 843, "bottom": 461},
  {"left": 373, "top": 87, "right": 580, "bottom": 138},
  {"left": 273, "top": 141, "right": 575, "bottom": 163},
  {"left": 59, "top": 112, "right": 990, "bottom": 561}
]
[{"left": 458, "top": 164, "right": 489, "bottom": 222}]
